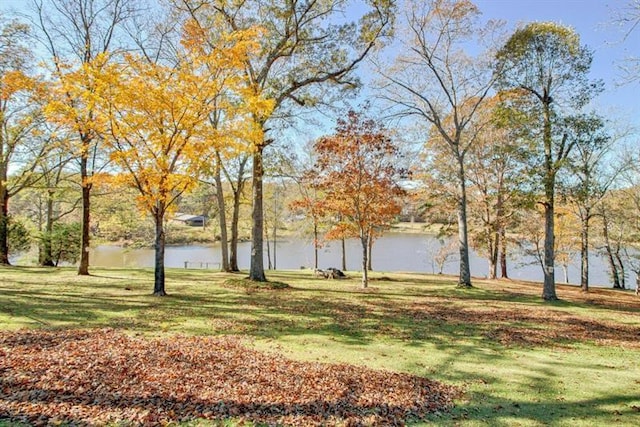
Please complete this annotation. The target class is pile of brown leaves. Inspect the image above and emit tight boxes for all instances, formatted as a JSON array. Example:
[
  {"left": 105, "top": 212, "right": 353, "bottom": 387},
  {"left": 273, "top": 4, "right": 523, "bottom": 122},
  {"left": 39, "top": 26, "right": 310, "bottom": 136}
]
[{"left": 0, "top": 329, "right": 460, "bottom": 426}]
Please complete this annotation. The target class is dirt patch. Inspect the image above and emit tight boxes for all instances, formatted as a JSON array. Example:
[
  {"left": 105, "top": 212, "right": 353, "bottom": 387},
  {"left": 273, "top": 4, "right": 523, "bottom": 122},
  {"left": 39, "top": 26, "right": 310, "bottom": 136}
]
[{"left": 0, "top": 329, "right": 461, "bottom": 426}]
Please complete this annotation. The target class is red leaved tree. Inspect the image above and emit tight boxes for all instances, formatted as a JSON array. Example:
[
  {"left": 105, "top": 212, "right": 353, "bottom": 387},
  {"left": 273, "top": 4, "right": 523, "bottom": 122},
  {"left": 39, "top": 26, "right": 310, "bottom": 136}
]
[{"left": 312, "top": 110, "right": 406, "bottom": 288}]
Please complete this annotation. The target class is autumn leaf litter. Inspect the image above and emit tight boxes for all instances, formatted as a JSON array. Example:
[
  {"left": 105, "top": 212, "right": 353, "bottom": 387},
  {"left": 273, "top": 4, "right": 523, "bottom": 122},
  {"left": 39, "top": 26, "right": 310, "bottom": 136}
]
[{"left": 0, "top": 328, "right": 460, "bottom": 426}]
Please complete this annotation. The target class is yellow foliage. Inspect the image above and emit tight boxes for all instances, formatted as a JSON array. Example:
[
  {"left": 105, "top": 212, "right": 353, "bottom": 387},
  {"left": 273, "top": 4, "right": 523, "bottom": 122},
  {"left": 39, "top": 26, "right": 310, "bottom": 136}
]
[
  {"left": 93, "top": 25, "right": 272, "bottom": 215},
  {"left": 0, "top": 70, "right": 36, "bottom": 100}
]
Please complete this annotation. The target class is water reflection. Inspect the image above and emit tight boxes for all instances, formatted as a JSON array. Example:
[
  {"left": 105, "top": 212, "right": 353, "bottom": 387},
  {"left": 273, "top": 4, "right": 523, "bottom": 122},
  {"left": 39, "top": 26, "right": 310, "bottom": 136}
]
[{"left": 90, "top": 234, "right": 617, "bottom": 287}]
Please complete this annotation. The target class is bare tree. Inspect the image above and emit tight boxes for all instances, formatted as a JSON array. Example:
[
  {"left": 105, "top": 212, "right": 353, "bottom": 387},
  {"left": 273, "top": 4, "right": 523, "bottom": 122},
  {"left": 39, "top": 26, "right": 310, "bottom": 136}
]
[
  {"left": 377, "top": 0, "right": 500, "bottom": 287},
  {"left": 564, "top": 114, "right": 626, "bottom": 291},
  {"left": 612, "top": 0, "right": 640, "bottom": 85}
]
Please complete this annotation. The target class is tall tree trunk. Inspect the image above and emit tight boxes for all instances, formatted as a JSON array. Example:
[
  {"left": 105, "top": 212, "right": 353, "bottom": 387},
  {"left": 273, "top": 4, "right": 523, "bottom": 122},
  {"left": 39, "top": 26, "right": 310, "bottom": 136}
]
[
  {"left": 78, "top": 149, "right": 91, "bottom": 276},
  {"left": 229, "top": 187, "right": 242, "bottom": 271},
  {"left": 0, "top": 190, "right": 9, "bottom": 266},
  {"left": 249, "top": 148, "right": 266, "bottom": 281},
  {"left": 229, "top": 157, "right": 247, "bottom": 272},
  {"left": 601, "top": 207, "right": 620, "bottom": 288},
  {"left": 580, "top": 210, "right": 589, "bottom": 292},
  {"left": 542, "top": 100, "right": 558, "bottom": 300},
  {"left": 273, "top": 187, "right": 277, "bottom": 270},
  {"left": 456, "top": 157, "right": 472, "bottom": 287},
  {"left": 614, "top": 250, "right": 625, "bottom": 289},
  {"left": 487, "top": 219, "right": 497, "bottom": 280},
  {"left": 489, "top": 194, "right": 503, "bottom": 280},
  {"left": 40, "top": 193, "right": 55, "bottom": 267},
  {"left": 0, "top": 134, "right": 8, "bottom": 265},
  {"left": 265, "top": 227, "right": 272, "bottom": 270},
  {"left": 500, "top": 226, "right": 508, "bottom": 279},
  {"left": 153, "top": 209, "right": 167, "bottom": 296},
  {"left": 360, "top": 234, "right": 368, "bottom": 288},
  {"left": 313, "top": 222, "right": 319, "bottom": 269},
  {"left": 214, "top": 155, "right": 230, "bottom": 272},
  {"left": 367, "top": 229, "right": 373, "bottom": 271},
  {"left": 341, "top": 236, "right": 347, "bottom": 271},
  {"left": 488, "top": 247, "right": 497, "bottom": 280}
]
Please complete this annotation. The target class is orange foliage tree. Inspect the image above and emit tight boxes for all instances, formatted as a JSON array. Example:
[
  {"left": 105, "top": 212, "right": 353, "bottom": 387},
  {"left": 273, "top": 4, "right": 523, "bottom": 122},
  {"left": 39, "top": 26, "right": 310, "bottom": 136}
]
[
  {"left": 96, "top": 23, "right": 269, "bottom": 296},
  {"left": 311, "top": 110, "right": 406, "bottom": 288}
]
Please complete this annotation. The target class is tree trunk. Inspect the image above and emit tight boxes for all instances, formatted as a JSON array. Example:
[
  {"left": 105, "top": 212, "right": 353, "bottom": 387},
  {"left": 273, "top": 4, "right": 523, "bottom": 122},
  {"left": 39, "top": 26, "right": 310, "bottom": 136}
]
[
  {"left": 341, "top": 236, "right": 347, "bottom": 271},
  {"left": 488, "top": 251, "right": 497, "bottom": 280},
  {"left": 40, "top": 193, "right": 55, "bottom": 267},
  {"left": 367, "top": 230, "right": 373, "bottom": 271},
  {"left": 78, "top": 150, "right": 91, "bottom": 276},
  {"left": 580, "top": 210, "right": 589, "bottom": 292},
  {"left": 313, "top": 222, "right": 319, "bottom": 269},
  {"left": 500, "top": 226, "right": 508, "bottom": 279},
  {"left": 214, "top": 155, "right": 230, "bottom": 272},
  {"left": 249, "top": 148, "right": 266, "bottom": 281},
  {"left": 614, "top": 250, "right": 625, "bottom": 289},
  {"left": 0, "top": 137, "right": 7, "bottom": 265},
  {"left": 265, "top": 227, "right": 272, "bottom": 270},
  {"left": 153, "top": 209, "right": 167, "bottom": 296},
  {"left": 360, "top": 234, "right": 368, "bottom": 288},
  {"left": 489, "top": 194, "right": 503, "bottom": 280},
  {"left": 487, "top": 219, "right": 497, "bottom": 280},
  {"left": 229, "top": 157, "right": 247, "bottom": 272},
  {"left": 541, "top": 100, "right": 558, "bottom": 300},
  {"left": 273, "top": 187, "right": 277, "bottom": 270},
  {"left": 0, "top": 183, "right": 9, "bottom": 265},
  {"left": 456, "top": 157, "right": 472, "bottom": 288},
  {"left": 601, "top": 207, "right": 620, "bottom": 288}
]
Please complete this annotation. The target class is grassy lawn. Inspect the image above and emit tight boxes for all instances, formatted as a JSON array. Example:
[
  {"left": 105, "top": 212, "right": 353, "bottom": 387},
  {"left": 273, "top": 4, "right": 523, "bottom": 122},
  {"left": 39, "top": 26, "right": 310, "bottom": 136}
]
[{"left": 1, "top": 265, "right": 639, "bottom": 426}]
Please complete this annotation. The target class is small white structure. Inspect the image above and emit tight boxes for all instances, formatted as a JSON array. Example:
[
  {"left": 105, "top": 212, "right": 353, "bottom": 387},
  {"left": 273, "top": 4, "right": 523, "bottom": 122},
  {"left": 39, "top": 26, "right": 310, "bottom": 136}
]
[{"left": 173, "top": 213, "right": 207, "bottom": 227}]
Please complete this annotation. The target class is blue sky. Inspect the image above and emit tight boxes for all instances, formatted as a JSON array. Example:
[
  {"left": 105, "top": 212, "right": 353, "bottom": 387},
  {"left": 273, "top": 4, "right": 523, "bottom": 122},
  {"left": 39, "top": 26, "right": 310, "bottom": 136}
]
[
  {"left": 1, "top": 0, "right": 637, "bottom": 130},
  {"left": 476, "top": 0, "right": 638, "bottom": 127}
]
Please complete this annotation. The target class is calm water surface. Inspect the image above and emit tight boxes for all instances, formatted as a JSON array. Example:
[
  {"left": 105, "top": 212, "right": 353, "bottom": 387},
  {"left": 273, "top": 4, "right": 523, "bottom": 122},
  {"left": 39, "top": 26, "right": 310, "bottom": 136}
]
[{"left": 90, "top": 233, "right": 618, "bottom": 287}]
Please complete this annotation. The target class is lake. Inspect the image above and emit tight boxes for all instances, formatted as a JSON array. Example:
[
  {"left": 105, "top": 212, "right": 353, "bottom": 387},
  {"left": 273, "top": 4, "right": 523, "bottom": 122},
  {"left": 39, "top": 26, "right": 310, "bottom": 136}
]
[{"left": 90, "top": 233, "right": 621, "bottom": 288}]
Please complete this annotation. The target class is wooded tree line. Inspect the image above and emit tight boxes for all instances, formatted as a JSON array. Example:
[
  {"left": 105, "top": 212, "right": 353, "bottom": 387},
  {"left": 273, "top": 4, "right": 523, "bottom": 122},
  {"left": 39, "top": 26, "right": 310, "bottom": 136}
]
[{"left": 0, "top": 0, "right": 638, "bottom": 297}]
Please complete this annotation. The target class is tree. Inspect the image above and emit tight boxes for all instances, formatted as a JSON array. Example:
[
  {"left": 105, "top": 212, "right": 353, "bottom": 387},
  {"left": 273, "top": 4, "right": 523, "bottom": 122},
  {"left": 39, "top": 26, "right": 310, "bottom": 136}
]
[
  {"left": 177, "top": 0, "right": 394, "bottom": 282},
  {"left": 97, "top": 21, "right": 263, "bottom": 295},
  {"left": 613, "top": 0, "right": 640, "bottom": 85},
  {"left": 212, "top": 150, "right": 251, "bottom": 272},
  {"left": 34, "top": 0, "right": 142, "bottom": 275},
  {"left": 0, "top": 18, "right": 51, "bottom": 265},
  {"left": 311, "top": 110, "right": 405, "bottom": 288},
  {"left": 180, "top": 14, "right": 259, "bottom": 273},
  {"left": 464, "top": 93, "right": 532, "bottom": 279},
  {"left": 290, "top": 171, "right": 327, "bottom": 270},
  {"left": 33, "top": 139, "right": 78, "bottom": 266},
  {"left": 598, "top": 151, "right": 640, "bottom": 289},
  {"left": 564, "top": 114, "right": 621, "bottom": 291},
  {"left": 378, "top": 0, "right": 499, "bottom": 287},
  {"left": 495, "top": 22, "right": 602, "bottom": 300},
  {"left": 47, "top": 221, "right": 82, "bottom": 266}
]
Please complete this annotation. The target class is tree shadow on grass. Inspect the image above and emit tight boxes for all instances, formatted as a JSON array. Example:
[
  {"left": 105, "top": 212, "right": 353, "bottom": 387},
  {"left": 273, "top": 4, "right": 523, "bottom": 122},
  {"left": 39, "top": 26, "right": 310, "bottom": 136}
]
[{"left": 441, "top": 391, "right": 640, "bottom": 426}]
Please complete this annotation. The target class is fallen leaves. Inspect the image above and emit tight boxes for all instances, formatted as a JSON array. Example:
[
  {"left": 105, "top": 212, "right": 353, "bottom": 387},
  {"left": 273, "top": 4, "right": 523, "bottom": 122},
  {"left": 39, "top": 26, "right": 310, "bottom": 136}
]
[
  {"left": 0, "top": 329, "right": 460, "bottom": 426},
  {"left": 404, "top": 299, "right": 640, "bottom": 347}
]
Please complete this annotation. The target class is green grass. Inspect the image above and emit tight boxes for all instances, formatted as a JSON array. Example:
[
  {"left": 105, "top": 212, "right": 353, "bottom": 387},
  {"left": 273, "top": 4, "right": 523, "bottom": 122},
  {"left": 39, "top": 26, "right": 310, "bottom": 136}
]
[{"left": 1, "top": 265, "right": 640, "bottom": 426}]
